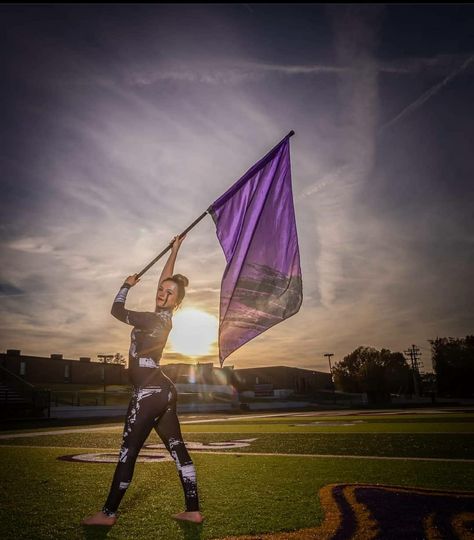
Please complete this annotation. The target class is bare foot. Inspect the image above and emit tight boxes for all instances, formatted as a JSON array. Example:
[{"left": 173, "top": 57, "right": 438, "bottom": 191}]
[
  {"left": 82, "top": 510, "right": 117, "bottom": 526},
  {"left": 172, "top": 511, "right": 204, "bottom": 524}
]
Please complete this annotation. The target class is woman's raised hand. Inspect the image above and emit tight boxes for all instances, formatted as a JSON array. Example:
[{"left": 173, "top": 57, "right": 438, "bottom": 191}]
[
  {"left": 170, "top": 234, "right": 186, "bottom": 252},
  {"left": 124, "top": 273, "right": 140, "bottom": 287}
]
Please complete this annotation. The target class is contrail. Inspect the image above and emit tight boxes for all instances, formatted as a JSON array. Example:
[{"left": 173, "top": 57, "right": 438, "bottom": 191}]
[{"left": 378, "top": 54, "right": 474, "bottom": 134}]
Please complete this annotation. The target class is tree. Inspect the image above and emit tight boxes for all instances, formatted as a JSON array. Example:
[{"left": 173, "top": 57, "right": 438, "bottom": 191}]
[
  {"left": 113, "top": 352, "right": 126, "bottom": 366},
  {"left": 333, "top": 346, "right": 414, "bottom": 404},
  {"left": 429, "top": 335, "right": 474, "bottom": 397}
]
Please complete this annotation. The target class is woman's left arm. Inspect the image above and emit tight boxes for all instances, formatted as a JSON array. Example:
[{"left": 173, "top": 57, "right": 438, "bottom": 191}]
[{"left": 157, "top": 234, "right": 186, "bottom": 287}]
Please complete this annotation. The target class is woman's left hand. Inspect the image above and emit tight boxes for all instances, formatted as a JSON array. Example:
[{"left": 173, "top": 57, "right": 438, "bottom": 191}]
[{"left": 170, "top": 234, "right": 186, "bottom": 252}]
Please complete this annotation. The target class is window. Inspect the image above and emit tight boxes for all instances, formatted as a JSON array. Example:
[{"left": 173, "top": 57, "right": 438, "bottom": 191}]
[
  {"left": 19, "top": 361, "right": 26, "bottom": 376},
  {"left": 64, "top": 364, "right": 70, "bottom": 379}
]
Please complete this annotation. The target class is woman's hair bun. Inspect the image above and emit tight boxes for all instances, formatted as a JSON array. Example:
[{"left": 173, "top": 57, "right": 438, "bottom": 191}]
[{"left": 172, "top": 274, "right": 189, "bottom": 287}]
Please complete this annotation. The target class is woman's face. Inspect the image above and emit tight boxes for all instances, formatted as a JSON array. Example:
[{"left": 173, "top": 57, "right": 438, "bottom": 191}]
[{"left": 156, "top": 280, "right": 179, "bottom": 309}]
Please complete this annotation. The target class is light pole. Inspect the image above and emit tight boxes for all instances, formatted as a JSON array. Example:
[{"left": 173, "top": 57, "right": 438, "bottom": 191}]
[{"left": 98, "top": 354, "right": 114, "bottom": 403}]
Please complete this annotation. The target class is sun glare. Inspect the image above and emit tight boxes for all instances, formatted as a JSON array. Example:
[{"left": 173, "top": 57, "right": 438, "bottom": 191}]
[{"left": 169, "top": 308, "right": 218, "bottom": 356}]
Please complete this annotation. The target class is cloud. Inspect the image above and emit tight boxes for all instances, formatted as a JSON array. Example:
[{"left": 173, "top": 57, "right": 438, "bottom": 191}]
[
  {"left": 7, "top": 237, "right": 55, "bottom": 254},
  {"left": 121, "top": 52, "right": 474, "bottom": 89},
  {"left": 299, "top": 5, "right": 383, "bottom": 314},
  {"left": 1, "top": 5, "right": 472, "bottom": 373},
  {"left": 379, "top": 54, "right": 474, "bottom": 133}
]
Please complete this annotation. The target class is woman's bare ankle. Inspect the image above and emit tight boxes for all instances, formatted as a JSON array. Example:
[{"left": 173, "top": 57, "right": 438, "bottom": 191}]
[
  {"left": 172, "top": 510, "right": 203, "bottom": 523},
  {"left": 82, "top": 510, "right": 117, "bottom": 526}
]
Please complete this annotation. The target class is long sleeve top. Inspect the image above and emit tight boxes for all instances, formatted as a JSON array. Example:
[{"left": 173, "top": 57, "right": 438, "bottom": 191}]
[{"left": 111, "top": 282, "right": 174, "bottom": 389}]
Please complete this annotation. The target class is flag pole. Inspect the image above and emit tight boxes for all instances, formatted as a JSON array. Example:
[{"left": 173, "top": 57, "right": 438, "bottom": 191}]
[
  {"left": 136, "top": 210, "right": 209, "bottom": 278},
  {"left": 136, "top": 130, "right": 295, "bottom": 278}
]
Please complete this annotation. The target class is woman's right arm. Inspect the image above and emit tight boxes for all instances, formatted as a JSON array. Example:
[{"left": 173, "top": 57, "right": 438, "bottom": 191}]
[{"left": 111, "top": 274, "right": 153, "bottom": 327}]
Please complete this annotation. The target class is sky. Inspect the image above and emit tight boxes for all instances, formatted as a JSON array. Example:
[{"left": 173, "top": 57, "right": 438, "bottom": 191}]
[{"left": 1, "top": 4, "right": 473, "bottom": 373}]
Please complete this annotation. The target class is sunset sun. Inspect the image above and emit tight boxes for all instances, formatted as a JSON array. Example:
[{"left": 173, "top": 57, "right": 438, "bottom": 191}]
[{"left": 169, "top": 308, "right": 218, "bottom": 357}]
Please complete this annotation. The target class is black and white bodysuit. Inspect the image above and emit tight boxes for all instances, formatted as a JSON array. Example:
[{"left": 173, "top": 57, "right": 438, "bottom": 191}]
[{"left": 102, "top": 282, "right": 200, "bottom": 517}]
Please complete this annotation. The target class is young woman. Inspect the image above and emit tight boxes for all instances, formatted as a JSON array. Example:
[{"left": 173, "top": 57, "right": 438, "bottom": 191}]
[{"left": 82, "top": 235, "right": 203, "bottom": 526}]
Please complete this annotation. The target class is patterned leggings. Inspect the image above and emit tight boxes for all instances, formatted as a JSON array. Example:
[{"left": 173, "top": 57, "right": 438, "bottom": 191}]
[{"left": 102, "top": 384, "right": 200, "bottom": 516}]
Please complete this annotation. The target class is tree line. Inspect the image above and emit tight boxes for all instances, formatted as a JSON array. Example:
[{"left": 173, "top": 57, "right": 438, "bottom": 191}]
[{"left": 332, "top": 335, "right": 474, "bottom": 403}]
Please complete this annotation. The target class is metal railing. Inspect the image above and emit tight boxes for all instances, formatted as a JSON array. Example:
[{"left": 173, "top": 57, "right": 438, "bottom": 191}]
[
  {"left": 49, "top": 384, "right": 237, "bottom": 407},
  {"left": 50, "top": 390, "right": 131, "bottom": 407}
]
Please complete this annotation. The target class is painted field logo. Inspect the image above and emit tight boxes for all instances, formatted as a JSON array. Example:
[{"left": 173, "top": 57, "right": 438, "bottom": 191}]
[
  {"left": 145, "top": 438, "right": 257, "bottom": 451},
  {"left": 57, "top": 438, "right": 258, "bottom": 463},
  {"left": 217, "top": 483, "right": 474, "bottom": 540},
  {"left": 319, "top": 484, "right": 474, "bottom": 540},
  {"left": 58, "top": 452, "right": 173, "bottom": 464}
]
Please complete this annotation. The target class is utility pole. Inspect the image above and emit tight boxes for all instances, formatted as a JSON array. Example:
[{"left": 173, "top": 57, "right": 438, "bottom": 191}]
[
  {"left": 403, "top": 345, "right": 423, "bottom": 397},
  {"left": 324, "top": 353, "right": 335, "bottom": 396}
]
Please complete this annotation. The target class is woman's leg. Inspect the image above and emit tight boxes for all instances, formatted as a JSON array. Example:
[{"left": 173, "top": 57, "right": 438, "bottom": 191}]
[
  {"left": 101, "top": 387, "right": 166, "bottom": 517},
  {"left": 154, "top": 387, "right": 200, "bottom": 514}
]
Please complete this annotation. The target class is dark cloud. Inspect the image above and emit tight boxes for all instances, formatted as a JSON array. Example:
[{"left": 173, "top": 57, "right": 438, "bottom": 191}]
[{"left": 0, "top": 283, "right": 24, "bottom": 296}]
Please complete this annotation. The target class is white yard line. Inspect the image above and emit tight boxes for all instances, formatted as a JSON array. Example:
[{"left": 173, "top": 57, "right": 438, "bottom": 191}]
[
  {"left": 0, "top": 426, "right": 122, "bottom": 439},
  {"left": 0, "top": 444, "right": 120, "bottom": 450},
  {"left": 191, "top": 450, "right": 474, "bottom": 463},
  {"left": 181, "top": 412, "right": 307, "bottom": 423},
  {"left": 0, "top": 412, "right": 302, "bottom": 438}
]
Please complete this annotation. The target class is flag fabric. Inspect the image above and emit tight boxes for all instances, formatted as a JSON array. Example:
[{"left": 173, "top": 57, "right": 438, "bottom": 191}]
[{"left": 208, "top": 133, "right": 303, "bottom": 366}]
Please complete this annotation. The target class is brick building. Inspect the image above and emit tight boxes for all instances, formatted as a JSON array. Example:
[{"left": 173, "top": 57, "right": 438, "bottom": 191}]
[
  {"left": 0, "top": 349, "right": 126, "bottom": 386},
  {"left": 233, "top": 365, "right": 333, "bottom": 396},
  {"left": 1, "top": 350, "right": 330, "bottom": 396},
  {"left": 0, "top": 349, "right": 234, "bottom": 387}
]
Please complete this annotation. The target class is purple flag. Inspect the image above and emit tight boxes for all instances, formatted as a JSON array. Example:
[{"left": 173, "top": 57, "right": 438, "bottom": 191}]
[{"left": 208, "top": 133, "right": 303, "bottom": 366}]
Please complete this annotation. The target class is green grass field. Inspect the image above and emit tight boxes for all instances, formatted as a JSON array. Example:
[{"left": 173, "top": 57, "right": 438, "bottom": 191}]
[{"left": 1, "top": 409, "right": 473, "bottom": 539}]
